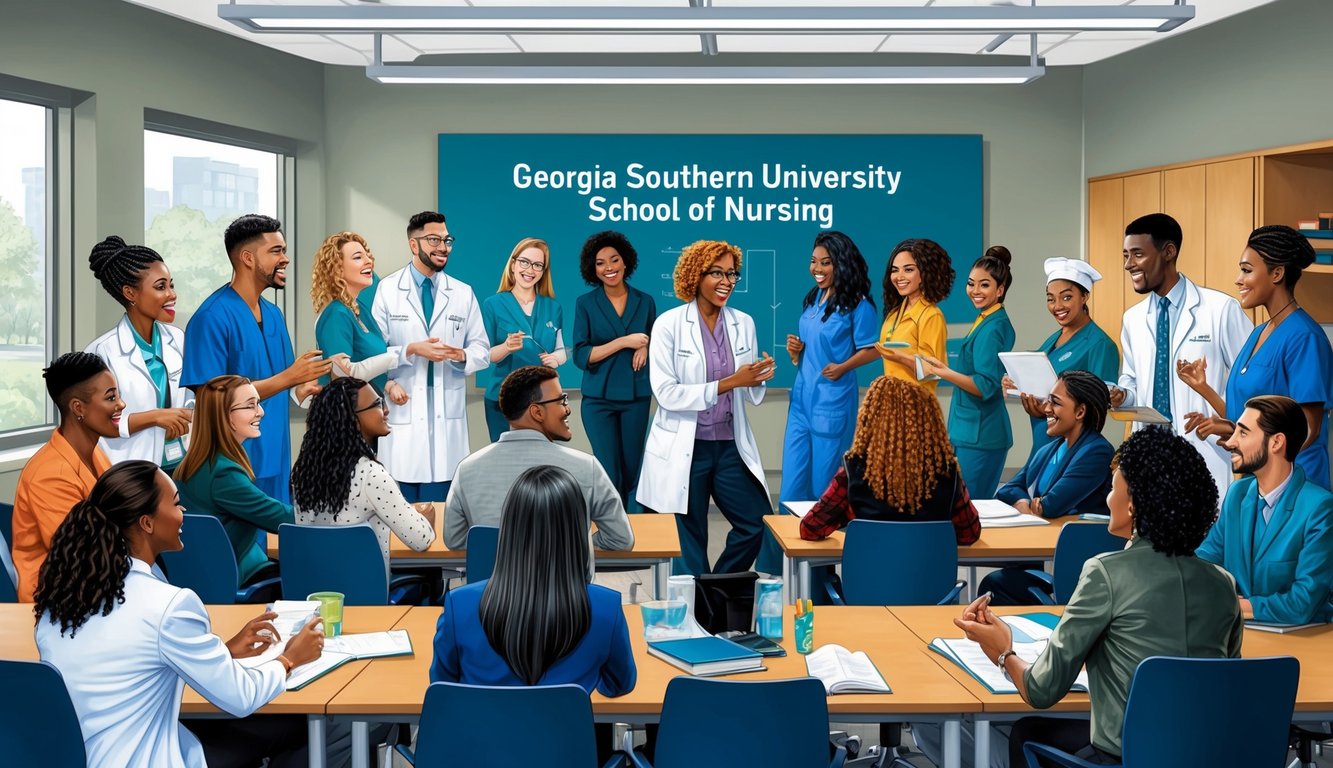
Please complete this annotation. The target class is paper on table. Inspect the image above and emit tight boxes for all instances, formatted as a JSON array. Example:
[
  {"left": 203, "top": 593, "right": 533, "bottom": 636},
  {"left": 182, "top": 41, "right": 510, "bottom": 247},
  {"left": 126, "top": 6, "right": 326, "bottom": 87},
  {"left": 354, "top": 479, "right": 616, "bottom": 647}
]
[
  {"left": 324, "top": 629, "right": 412, "bottom": 658},
  {"left": 285, "top": 652, "right": 355, "bottom": 690},
  {"left": 973, "top": 499, "right": 1050, "bottom": 528},
  {"left": 999, "top": 352, "right": 1057, "bottom": 398},
  {"left": 931, "top": 636, "right": 1088, "bottom": 694},
  {"left": 236, "top": 601, "right": 321, "bottom": 668},
  {"left": 1109, "top": 406, "right": 1171, "bottom": 425},
  {"left": 780, "top": 501, "right": 816, "bottom": 518}
]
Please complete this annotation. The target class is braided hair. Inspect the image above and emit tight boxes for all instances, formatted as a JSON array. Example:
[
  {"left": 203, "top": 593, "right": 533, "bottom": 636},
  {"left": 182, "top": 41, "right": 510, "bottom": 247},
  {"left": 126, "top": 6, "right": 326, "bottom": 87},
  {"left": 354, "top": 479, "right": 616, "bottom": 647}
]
[
  {"left": 88, "top": 236, "right": 166, "bottom": 308},
  {"left": 33, "top": 461, "right": 164, "bottom": 636},
  {"left": 291, "top": 377, "right": 378, "bottom": 521},
  {"left": 805, "top": 231, "right": 875, "bottom": 321},
  {"left": 44, "top": 351, "right": 110, "bottom": 414},
  {"left": 1246, "top": 224, "right": 1317, "bottom": 289},
  {"left": 1058, "top": 369, "right": 1110, "bottom": 434}
]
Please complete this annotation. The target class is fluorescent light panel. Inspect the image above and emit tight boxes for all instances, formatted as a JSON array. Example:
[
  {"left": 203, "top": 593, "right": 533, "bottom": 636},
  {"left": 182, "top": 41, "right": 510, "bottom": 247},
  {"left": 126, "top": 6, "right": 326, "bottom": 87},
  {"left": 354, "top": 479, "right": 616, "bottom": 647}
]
[
  {"left": 221, "top": 5, "right": 1195, "bottom": 34},
  {"left": 365, "top": 64, "right": 1045, "bottom": 85}
]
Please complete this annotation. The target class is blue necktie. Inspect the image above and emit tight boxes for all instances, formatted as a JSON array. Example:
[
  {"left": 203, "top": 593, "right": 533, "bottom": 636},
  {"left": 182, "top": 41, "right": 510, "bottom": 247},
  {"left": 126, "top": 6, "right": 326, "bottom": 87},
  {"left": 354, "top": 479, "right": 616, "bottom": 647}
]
[
  {"left": 1153, "top": 295, "right": 1172, "bottom": 423},
  {"left": 421, "top": 276, "right": 436, "bottom": 387}
]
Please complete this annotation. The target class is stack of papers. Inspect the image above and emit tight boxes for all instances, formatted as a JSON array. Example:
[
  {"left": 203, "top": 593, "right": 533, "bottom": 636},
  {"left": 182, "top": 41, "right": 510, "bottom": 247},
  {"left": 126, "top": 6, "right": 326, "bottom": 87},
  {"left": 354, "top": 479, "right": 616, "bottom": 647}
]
[
  {"left": 974, "top": 500, "right": 1050, "bottom": 528},
  {"left": 930, "top": 613, "right": 1088, "bottom": 694}
]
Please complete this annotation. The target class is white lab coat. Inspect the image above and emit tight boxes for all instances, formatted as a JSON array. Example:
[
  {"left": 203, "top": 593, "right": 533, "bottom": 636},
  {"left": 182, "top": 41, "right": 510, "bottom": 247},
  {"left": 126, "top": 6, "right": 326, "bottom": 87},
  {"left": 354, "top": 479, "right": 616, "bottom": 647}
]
[
  {"left": 371, "top": 265, "right": 489, "bottom": 483},
  {"left": 85, "top": 316, "right": 192, "bottom": 465},
  {"left": 35, "top": 559, "right": 286, "bottom": 768},
  {"left": 1117, "top": 275, "right": 1253, "bottom": 498},
  {"left": 636, "top": 302, "right": 769, "bottom": 514}
]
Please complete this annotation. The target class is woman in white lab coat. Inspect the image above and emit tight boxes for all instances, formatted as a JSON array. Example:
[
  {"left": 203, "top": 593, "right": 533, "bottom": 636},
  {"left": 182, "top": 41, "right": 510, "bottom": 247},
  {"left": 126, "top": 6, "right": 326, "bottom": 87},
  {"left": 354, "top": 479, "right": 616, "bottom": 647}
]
[
  {"left": 84, "top": 236, "right": 193, "bottom": 468},
  {"left": 34, "top": 460, "right": 325, "bottom": 768},
  {"left": 636, "top": 240, "right": 776, "bottom": 576}
]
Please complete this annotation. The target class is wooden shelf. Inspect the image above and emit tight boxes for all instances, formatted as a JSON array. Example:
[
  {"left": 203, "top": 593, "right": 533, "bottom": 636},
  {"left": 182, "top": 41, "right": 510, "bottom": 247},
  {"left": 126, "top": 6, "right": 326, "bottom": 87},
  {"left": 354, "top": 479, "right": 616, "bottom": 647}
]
[{"left": 1306, "top": 263, "right": 1333, "bottom": 275}]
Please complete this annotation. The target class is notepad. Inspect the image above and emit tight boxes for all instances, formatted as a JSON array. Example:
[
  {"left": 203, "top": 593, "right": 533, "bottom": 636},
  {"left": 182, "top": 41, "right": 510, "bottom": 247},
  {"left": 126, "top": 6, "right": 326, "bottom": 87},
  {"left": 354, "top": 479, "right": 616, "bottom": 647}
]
[
  {"left": 1108, "top": 406, "right": 1170, "bottom": 425},
  {"left": 805, "top": 644, "right": 891, "bottom": 695},
  {"left": 1244, "top": 621, "right": 1326, "bottom": 634},
  {"left": 974, "top": 499, "right": 1050, "bottom": 528},
  {"left": 999, "top": 352, "right": 1057, "bottom": 398},
  {"left": 780, "top": 501, "right": 816, "bottom": 519},
  {"left": 647, "top": 635, "right": 765, "bottom": 677},
  {"left": 930, "top": 613, "right": 1087, "bottom": 695}
]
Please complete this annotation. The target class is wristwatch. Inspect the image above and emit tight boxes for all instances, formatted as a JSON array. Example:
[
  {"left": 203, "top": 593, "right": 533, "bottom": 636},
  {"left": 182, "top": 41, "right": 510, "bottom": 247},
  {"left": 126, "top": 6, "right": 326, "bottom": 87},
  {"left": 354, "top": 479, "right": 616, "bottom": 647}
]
[{"left": 996, "top": 649, "right": 1016, "bottom": 681}]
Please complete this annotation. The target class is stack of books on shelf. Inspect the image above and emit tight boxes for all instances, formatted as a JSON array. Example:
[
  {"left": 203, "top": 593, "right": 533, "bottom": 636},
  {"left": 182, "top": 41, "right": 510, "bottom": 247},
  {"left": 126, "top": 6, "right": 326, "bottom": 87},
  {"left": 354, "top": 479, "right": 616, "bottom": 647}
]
[{"left": 1297, "top": 213, "right": 1333, "bottom": 263}]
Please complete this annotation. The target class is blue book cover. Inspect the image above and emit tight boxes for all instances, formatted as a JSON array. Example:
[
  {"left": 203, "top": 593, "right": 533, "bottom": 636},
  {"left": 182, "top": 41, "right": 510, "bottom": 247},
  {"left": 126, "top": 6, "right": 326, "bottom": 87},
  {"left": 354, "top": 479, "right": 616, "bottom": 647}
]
[{"left": 648, "top": 636, "right": 762, "bottom": 665}]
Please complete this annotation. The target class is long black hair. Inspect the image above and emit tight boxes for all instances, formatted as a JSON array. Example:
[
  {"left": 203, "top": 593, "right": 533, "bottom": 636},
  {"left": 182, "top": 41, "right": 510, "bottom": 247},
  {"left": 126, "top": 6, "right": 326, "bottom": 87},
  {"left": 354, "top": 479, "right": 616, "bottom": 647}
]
[
  {"left": 34, "top": 460, "right": 163, "bottom": 636},
  {"left": 291, "top": 377, "right": 378, "bottom": 521},
  {"left": 478, "top": 465, "right": 592, "bottom": 685},
  {"left": 804, "top": 231, "right": 874, "bottom": 321}
]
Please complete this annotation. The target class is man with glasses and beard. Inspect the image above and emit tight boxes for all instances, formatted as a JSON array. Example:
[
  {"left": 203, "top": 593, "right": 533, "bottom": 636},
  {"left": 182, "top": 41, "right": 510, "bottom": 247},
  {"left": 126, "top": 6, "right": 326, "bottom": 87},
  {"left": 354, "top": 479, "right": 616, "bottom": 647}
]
[
  {"left": 182, "top": 214, "right": 330, "bottom": 503},
  {"left": 1196, "top": 394, "right": 1333, "bottom": 625}
]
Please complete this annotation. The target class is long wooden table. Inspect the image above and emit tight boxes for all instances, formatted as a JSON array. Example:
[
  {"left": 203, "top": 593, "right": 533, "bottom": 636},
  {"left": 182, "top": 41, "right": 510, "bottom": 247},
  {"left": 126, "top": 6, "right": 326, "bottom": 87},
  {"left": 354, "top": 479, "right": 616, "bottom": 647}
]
[
  {"left": 764, "top": 513, "right": 1086, "bottom": 602},
  {"left": 328, "top": 605, "right": 985, "bottom": 768},
  {"left": 267, "top": 509, "right": 682, "bottom": 597}
]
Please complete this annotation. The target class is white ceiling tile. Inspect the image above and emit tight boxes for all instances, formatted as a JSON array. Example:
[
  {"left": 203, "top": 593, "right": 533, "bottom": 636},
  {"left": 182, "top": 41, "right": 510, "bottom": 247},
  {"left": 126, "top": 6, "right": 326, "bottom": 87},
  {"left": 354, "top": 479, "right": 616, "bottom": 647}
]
[
  {"left": 470, "top": 0, "right": 688, "bottom": 6},
  {"left": 278, "top": 41, "right": 370, "bottom": 66},
  {"left": 392, "top": 34, "right": 523, "bottom": 55},
  {"left": 715, "top": 34, "right": 887, "bottom": 54},
  {"left": 878, "top": 34, "right": 998, "bottom": 54},
  {"left": 511, "top": 34, "right": 701, "bottom": 53}
]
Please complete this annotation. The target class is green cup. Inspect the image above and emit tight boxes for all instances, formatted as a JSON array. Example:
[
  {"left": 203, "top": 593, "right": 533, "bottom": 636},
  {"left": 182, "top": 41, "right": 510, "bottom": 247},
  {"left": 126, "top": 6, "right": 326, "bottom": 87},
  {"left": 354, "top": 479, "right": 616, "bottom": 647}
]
[{"left": 306, "top": 591, "right": 344, "bottom": 638}]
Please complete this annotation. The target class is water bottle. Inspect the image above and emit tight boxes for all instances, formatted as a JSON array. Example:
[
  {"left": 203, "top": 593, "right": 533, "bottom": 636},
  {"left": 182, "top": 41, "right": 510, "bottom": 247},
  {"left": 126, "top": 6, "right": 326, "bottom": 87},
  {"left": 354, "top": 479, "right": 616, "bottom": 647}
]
[{"left": 754, "top": 578, "right": 784, "bottom": 640}]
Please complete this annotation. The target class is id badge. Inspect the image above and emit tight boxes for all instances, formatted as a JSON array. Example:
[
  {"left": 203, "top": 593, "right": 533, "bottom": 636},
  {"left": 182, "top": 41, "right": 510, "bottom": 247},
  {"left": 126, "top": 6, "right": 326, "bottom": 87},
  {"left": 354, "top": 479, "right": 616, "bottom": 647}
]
[{"left": 163, "top": 439, "right": 186, "bottom": 464}]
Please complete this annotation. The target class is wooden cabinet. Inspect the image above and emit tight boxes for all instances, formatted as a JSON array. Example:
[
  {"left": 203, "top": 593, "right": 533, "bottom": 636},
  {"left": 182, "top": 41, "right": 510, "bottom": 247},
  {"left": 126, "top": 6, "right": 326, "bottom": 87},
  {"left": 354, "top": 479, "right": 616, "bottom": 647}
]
[
  {"left": 1087, "top": 177, "right": 1124, "bottom": 338},
  {"left": 1203, "top": 158, "right": 1255, "bottom": 304}
]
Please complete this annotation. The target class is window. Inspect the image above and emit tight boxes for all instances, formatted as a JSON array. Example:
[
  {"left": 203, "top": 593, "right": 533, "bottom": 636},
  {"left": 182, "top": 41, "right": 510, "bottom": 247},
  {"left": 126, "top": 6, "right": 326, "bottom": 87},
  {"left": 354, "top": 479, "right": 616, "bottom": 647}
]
[
  {"left": 143, "top": 128, "right": 282, "bottom": 330},
  {"left": 0, "top": 98, "right": 53, "bottom": 438}
]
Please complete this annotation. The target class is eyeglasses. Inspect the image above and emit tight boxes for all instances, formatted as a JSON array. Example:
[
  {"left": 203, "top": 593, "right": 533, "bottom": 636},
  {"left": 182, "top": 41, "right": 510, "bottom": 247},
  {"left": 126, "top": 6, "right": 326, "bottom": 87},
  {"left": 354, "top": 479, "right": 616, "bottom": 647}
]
[
  {"left": 513, "top": 256, "right": 546, "bottom": 274},
  {"left": 535, "top": 393, "right": 570, "bottom": 408},
  {"left": 229, "top": 402, "right": 260, "bottom": 413},
  {"left": 703, "top": 269, "right": 742, "bottom": 283},
  {"left": 354, "top": 396, "right": 386, "bottom": 414},
  {"left": 415, "top": 235, "right": 455, "bottom": 249}
]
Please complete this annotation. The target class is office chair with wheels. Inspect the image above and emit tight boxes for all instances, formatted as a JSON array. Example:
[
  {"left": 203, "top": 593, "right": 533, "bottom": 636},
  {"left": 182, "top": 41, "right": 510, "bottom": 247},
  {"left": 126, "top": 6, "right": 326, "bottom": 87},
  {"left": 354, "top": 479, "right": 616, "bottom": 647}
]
[
  {"left": 278, "top": 523, "right": 425, "bottom": 605},
  {"left": 160, "top": 514, "right": 279, "bottom": 604}
]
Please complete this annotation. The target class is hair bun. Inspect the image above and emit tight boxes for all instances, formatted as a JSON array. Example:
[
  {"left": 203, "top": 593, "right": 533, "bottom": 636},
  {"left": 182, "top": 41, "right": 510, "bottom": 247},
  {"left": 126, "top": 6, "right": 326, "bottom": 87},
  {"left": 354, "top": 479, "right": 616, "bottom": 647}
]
[
  {"left": 983, "top": 245, "right": 1012, "bottom": 265},
  {"left": 88, "top": 235, "right": 129, "bottom": 279}
]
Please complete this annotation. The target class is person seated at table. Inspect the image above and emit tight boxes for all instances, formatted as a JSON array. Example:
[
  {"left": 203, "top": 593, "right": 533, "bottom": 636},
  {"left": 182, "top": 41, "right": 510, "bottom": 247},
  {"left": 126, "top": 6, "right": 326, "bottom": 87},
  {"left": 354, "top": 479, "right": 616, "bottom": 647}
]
[
  {"left": 12, "top": 352, "right": 123, "bottom": 602},
  {"left": 1196, "top": 394, "right": 1333, "bottom": 625},
  {"left": 444, "top": 366, "right": 632, "bottom": 573},
  {"left": 799, "top": 375, "right": 980, "bottom": 544},
  {"left": 955, "top": 427, "right": 1242, "bottom": 766},
  {"left": 174, "top": 374, "right": 294, "bottom": 601},
  {"left": 431, "top": 465, "right": 636, "bottom": 761},
  {"left": 291, "top": 377, "right": 436, "bottom": 564},
  {"left": 35, "top": 460, "right": 326, "bottom": 768}
]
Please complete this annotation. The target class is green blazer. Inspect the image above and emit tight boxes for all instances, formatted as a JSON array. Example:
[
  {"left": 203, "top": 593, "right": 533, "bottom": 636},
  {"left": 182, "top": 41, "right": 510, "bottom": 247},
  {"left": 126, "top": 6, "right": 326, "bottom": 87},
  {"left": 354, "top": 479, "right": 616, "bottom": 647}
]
[
  {"left": 947, "top": 306, "right": 1015, "bottom": 451},
  {"left": 175, "top": 455, "right": 293, "bottom": 584},
  {"left": 1023, "top": 537, "right": 1243, "bottom": 757},
  {"left": 572, "top": 285, "right": 657, "bottom": 401}
]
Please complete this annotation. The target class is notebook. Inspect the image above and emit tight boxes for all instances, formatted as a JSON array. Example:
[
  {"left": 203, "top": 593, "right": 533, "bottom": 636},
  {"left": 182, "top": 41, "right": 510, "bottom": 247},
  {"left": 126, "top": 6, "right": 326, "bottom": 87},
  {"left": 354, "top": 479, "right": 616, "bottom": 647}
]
[
  {"left": 929, "top": 613, "right": 1088, "bottom": 695},
  {"left": 647, "top": 635, "right": 765, "bottom": 677},
  {"left": 1244, "top": 621, "right": 1326, "bottom": 634},
  {"left": 974, "top": 499, "right": 1050, "bottom": 528},
  {"left": 805, "top": 644, "right": 891, "bottom": 694}
]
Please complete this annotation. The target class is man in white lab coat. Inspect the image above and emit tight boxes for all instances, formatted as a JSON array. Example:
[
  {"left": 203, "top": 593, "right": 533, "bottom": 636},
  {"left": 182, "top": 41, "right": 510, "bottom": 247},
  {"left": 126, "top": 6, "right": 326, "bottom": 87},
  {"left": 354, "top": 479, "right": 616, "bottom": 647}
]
[
  {"left": 371, "top": 211, "right": 489, "bottom": 501},
  {"left": 1112, "top": 212, "right": 1252, "bottom": 498}
]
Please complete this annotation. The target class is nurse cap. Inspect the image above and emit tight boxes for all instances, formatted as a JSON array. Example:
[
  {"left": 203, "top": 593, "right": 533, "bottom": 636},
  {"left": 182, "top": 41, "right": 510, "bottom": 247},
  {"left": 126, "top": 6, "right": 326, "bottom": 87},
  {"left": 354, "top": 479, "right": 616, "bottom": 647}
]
[{"left": 1043, "top": 257, "right": 1102, "bottom": 292}]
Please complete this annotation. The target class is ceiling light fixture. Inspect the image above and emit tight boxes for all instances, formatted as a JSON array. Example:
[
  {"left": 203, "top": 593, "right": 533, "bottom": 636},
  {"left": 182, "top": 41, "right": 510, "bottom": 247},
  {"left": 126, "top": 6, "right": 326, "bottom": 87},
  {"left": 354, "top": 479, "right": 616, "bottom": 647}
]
[{"left": 364, "top": 64, "right": 1046, "bottom": 86}]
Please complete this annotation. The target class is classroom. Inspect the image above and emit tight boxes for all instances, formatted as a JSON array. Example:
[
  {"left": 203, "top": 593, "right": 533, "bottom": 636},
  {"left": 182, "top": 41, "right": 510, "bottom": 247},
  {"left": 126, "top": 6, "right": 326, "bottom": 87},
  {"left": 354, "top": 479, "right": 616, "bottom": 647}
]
[{"left": 2, "top": 0, "right": 1333, "bottom": 766}]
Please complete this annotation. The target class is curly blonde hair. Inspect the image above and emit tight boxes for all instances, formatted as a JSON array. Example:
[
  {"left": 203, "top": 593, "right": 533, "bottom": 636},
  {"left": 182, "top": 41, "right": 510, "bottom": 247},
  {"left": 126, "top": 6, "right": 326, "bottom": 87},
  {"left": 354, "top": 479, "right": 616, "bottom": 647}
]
[
  {"left": 497, "top": 237, "right": 555, "bottom": 298},
  {"left": 848, "top": 376, "right": 958, "bottom": 511},
  {"left": 311, "top": 231, "right": 374, "bottom": 315},
  {"left": 673, "top": 240, "right": 743, "bottom": 302}
]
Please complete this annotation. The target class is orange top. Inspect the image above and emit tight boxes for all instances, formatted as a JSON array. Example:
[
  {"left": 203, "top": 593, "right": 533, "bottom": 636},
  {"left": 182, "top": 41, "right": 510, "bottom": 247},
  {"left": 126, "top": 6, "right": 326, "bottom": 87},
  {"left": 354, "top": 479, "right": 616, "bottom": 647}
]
[{"left": 12, "top": 430, "right": 111, "bottom": 602}]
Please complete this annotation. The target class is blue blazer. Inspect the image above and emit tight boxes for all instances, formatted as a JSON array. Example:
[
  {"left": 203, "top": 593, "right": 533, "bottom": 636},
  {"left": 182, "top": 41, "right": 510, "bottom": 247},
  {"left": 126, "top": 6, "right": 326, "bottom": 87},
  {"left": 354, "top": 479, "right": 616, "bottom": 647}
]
[
  {"left": 572, "top": 285, "right": 657, "bottom": 401},
  {"left": 948, "top": 306, "right": 1016, "bottom": 451},
  {"left": 1196, "top": 468, "right": 1333, "bottom": 625},
  {"left": 430, "top": 581, "right": 637, "bottom": 697},
  {"left": 997, "top": 430, "right": 1113, "bottom": 518}
]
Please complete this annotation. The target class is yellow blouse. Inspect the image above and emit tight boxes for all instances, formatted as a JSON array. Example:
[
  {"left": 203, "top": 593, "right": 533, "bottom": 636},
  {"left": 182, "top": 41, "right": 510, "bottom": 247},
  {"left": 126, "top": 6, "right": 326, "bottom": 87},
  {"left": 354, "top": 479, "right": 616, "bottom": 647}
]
[{"left": 879, "top": 299, "right": 948, "bottom": 392}]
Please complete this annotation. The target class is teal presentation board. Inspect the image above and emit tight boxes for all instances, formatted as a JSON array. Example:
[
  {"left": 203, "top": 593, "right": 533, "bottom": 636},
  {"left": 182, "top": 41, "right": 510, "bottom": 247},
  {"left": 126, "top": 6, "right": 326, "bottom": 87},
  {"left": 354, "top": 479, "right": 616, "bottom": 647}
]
[{"left": 438, "top": 133, "right": 982, "bottom": 388}]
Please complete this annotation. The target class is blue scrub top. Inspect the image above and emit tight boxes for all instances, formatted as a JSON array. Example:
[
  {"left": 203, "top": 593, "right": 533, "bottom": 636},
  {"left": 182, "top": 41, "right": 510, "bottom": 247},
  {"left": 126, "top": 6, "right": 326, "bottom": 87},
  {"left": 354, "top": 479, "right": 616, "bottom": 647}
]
[
  {"left": 182, "top": 285, "right": 295, "bottom": 489},
  {"left": 481, "top": 293, "right": 564, "bottom": 401},
  {"left": 1031, "top": 319, "right": 1120, "bottom": 450},
  {"left": 315, "top": 300, "right": 390, "bottom": 391},
  {"left": 791, "top": 295, "right": 879, "bottom": 411},
  {"left": 1225, "top": 309, "right": 1333, "bottom": 489}
]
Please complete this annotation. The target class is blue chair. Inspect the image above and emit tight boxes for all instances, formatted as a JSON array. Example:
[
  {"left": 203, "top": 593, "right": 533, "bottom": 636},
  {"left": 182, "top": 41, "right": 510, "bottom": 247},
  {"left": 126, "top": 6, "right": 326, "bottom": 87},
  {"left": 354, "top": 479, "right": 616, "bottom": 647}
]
[
  {"left": 1023, "top": 656, "right": 1299, "bottom": 768},
  {"left": 396, "top": 681, "right": 626, "bottom": 767},
  {"left": 630, "top": 677, "right": 844, "bottom": 768},
  {"left": 160, "top": 514, "right": 278, "bottom": 604},
  {"left": 826, "top": 520, "right": 965, "bottom": 606},
  {"left": 0, "top": 660, "right": 87, "bottom": 766},
  {"left": 0, "top": 501, "right": 13, "bottom": 550},
  {"left": 278, "top": 523, "right": 423, "bottom": 605},
  {"left": 465, "top": 525, "right": 499, "bottom": 584},
  {"left": 0, "top": 549, "right": 15, "bottom": 603},
  {"left": 1026, "top": 523, "right": 1124, "bottom": 605}
]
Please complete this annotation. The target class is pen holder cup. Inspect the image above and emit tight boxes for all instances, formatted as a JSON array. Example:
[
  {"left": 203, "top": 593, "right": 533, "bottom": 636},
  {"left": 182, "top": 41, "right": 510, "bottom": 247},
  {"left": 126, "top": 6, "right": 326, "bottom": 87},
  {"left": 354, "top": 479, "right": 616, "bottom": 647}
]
[{"left": 794, "top": 611, "right": 814, "bottom": 655}]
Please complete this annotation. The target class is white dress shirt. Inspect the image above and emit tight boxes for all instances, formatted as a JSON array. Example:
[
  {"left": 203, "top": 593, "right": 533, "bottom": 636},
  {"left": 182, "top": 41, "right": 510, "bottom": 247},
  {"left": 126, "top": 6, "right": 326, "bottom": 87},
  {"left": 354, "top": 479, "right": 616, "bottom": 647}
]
[{"left": 35, "top": 559, "right": 286, "bottom": 768}]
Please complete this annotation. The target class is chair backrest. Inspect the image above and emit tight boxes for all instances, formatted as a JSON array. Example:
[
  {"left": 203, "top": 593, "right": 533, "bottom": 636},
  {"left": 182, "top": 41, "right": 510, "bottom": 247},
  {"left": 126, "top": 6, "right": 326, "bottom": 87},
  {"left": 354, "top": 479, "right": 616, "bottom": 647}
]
[
  {"left": 0, "top": 660, "right": 88, "bottom": 766},
  {"left": 841, "top": 519, "right": 959, "bottom": 605},
  {"left": 653, "top": 677, "right": 831, "bottom": 768},
  {"left": 1120, "top": 656, "right": 1298, "bottom": 767},
  {"left": 413, "top": 682, "right": 599, "bottom": 768},
  {"left": 160, "top": 514, "right": 241, "bottom": 604},
  {"left": 1051, "top": 523, "right": 1124, "bottom": 603},
  {"left": 0, "top": 501, "right": 13, "bottom": 550},
  {"left": 279, "top": 523, "right": 388, "bottom": 605},
  {"left": 465, "top": 525, "right": 499, "bottom": 584},
  {"left": 0, "top": 547, "right": 16, "bottom": 603}
]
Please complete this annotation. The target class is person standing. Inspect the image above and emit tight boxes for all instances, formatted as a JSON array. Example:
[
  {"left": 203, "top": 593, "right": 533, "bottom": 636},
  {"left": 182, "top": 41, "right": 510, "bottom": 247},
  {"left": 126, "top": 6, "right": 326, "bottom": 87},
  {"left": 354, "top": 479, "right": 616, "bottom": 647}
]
[
  {"left": 481, "top": 237, "right": 566, "bottom": 441},
  {"left": 181, "top": 214, "right": 330, "bottom": 504},
  {"left": 571, "top": 230, "right": 657, "bottom": 512},
  {"left": 1111, "top": 213, "right": 1252, "bottom": 498},
  {"left": 84, "top": 236, "right": 193, "bottom": 468},
  {"left": 637, "top": 240, "right": 775, "bottom": 576},
  {"left": 781, "top": 231, "right": 879, "bottom": 504},
  {"left": 371, "top": 211, "right": 489, "bottom": 502},
  {"left": 875, "top": 238, "right": 953, "bottom": 393},
  {"left": 922, "top": 246, "right": 1017, "bottom": 498}
]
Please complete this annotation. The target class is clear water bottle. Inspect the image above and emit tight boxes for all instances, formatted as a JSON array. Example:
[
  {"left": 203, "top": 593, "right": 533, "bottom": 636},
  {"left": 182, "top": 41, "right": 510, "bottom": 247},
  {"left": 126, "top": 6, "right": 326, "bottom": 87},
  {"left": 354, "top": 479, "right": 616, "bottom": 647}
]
[{"left": 754, "top": 578, "right": 784, "bottom": 640}]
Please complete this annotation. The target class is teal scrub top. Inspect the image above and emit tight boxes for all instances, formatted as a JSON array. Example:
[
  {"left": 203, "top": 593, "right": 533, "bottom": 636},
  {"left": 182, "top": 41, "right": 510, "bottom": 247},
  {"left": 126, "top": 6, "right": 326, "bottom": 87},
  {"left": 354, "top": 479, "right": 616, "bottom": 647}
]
[
  {"left": 949, "top": 306, "right": 1017, "bottom": 451},
  {"left": 481, "top": 293, "right": 564, "bottom": 401},
  {"left": 315, "top": 299, "right": 391, "bottom": 391},
  {"left": 1030, "top": 319, "right": 1120, "bottom": 450}
]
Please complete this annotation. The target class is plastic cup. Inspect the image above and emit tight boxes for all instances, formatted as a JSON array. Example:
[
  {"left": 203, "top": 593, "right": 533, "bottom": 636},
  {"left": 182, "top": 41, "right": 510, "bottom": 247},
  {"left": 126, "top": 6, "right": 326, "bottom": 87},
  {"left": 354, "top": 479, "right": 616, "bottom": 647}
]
[
  {"left": 640, "top": 599, "right": 689, "bottom": 640},
  {"left": 307, "top": 591, "right": 344, "bottom": 638}
]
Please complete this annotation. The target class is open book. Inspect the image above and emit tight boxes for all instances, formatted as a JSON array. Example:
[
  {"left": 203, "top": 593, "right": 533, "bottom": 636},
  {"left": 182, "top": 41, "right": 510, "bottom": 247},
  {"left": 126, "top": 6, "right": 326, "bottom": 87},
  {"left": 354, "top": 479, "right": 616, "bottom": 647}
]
[
  {"left": 930, "top": 613, "right": 1087, "bottom": 695},
  {"left": 974, "top": 499, "right": 1050, "bottom": 528},
  {"left": 235, "top": 602, "right": 413, "bottom": 690},
  {"left": 804, "top": 644, "right": 891, "bottom": 695}
]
